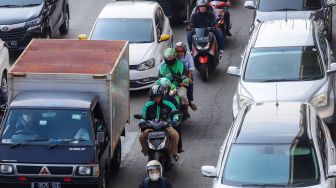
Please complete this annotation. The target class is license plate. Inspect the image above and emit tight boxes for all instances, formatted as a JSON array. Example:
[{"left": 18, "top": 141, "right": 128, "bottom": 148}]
[
  {"left": 5, "top": 40, "right": 17, "bottom": 48},
  {"left": 31, "top": 182, "right": 61, "bottom": 188}
]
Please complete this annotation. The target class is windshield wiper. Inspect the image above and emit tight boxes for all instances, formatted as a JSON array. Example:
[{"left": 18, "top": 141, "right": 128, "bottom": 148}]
[
  {"left": 0, "top": 4, "right": 21, "bottom": 8},
  {"left": 261, "top": 79, "right": 299, "bottom": 82},
  {"left": 10, "top": 138, "right": 49, "bottom": 148},
  {"left": 242, "top": 183, "right": 287, "bottom": 187},
  {"left": 273, "top": 8, "right": 299, "bottom": 11},
  {"left": 49, "top": 138, "right": 88, "bottom": 149},
  {"left": 21, "top": 4, "right": 41, "bottom": 7}
]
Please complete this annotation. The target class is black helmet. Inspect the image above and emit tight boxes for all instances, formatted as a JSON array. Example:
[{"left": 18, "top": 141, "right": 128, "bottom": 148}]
[{"left": 149, "top": 85, "right": 164, "bottom": 98}]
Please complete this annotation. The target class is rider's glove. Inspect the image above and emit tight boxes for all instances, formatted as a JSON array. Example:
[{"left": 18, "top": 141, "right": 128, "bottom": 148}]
[{"left": 171, "top": 120, "right": 178, "bottom": 127}]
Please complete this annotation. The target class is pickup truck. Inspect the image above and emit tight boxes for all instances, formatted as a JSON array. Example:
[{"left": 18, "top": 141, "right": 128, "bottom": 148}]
[{"left": 0, "top": 39, "right": 130, "bottom": 188}]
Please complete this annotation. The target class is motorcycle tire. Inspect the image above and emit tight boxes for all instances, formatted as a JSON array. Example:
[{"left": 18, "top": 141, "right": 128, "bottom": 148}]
[{"left": 200, "top": 64, "right": 209, "bottom": 82}]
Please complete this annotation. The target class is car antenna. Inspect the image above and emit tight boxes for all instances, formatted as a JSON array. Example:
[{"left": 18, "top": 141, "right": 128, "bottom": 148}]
[{"left": 275, "top": 84, "right": 279, "bottom": 107}]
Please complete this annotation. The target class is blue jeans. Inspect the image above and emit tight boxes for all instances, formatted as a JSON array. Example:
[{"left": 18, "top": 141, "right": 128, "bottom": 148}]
[{"left": 187, "top": 29, "right": 224, "bottom": 51}]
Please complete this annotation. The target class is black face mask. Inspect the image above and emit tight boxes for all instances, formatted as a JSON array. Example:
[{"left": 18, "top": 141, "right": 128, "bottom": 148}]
[{"left": 166, "top": 59, "right": 176, "bottom": 66}]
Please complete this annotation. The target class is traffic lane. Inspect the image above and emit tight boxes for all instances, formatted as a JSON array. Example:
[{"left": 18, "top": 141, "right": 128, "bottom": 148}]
[{"left": 108, "top": 1, "right": 252, "bottom": 188}]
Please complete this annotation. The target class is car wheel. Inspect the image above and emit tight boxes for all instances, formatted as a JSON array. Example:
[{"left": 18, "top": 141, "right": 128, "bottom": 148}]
[
  {"left": 59, "top": 8, "right": 70, "bottom": 35},
  {"left": 110, "top": 138, "right": 121, "bottom": 171}
]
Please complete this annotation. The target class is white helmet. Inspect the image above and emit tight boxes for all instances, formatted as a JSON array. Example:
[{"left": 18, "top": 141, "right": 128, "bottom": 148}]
[{"left": 146, "top": 160, "right": 162, "bottom": 181}]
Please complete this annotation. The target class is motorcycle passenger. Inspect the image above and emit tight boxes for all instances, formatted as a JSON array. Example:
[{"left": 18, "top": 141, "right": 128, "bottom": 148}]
[
  {"left": 209, "top": 0, "right": 232, "bottom": 36},
  {"left": 138, "top": 160, "right": 173, "bottom": 188},
  {"left": 139, "top": 85, "right": 180, "bottom": 161},
  {"left": 187, "top": 0, "right": 225, "bottom": 57},
  {"left": 158, "top": 48, "right": 191, "bottom": 118},
  {"left": 175, "top": 42, "right": 197, "bottom": 111}
]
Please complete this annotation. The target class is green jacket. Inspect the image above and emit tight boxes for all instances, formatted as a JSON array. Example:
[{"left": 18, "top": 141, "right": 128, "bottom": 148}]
[
  {"left": 158, "top": 60, "right": 189, "bottom": 86},
  {"left": 141, "top": 100, "right": 178, "bottom": 122}
]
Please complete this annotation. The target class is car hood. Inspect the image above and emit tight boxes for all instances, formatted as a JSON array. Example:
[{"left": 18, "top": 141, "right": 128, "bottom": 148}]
[
  {"left": 0, "top": 144, "right": 95, "bottom": 164},
  {"left": 0, "top": 4, "right": 43, "bottom": 25},
  {"left": 239, "top": 79, "right": 326, "bottom": 102},
  {"left": 129, "top": 43, "right": 155, "bottom": 65},
  {"left": 255, "top": 10, "right": 314, "bottom": 23}
]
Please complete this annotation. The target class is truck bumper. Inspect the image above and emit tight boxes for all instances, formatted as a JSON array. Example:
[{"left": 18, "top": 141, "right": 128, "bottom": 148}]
[{"left": 0, "top": 176, "right": 98, "bottom": 188}]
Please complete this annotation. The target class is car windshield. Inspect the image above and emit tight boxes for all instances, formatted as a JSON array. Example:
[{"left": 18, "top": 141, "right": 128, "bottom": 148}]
[
  {"left": 91, "top": 18, "right": 155, "bottom": 43},
  {"left": 244, "top": 46, "right": 324, "bottom": 82},
  {"left": 258, "top": 0, "right": 322, "bottom": 11},
  {"left": 0, "top": 0, "right": 42, "bottom": 7},
  {"left": 222, "top": 144, "right": 320, "bottom": 186},
  {"left": 0, "top": 109, "right": 94, "bottom": 145}
]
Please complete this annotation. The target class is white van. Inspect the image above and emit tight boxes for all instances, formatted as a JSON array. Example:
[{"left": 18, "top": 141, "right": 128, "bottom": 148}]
[{"left": 0, "top": 40, "right": 10, "bottom": 105}]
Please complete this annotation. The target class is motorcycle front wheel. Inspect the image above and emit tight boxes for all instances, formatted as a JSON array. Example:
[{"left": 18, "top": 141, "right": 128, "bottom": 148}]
[{"left": 200, "top": 64, "right": 209, "bottom": 82}]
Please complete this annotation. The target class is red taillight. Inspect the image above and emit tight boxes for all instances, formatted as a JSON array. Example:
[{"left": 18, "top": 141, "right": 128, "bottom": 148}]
[
  {"left": 19, "top": 177, "right": 27, "bottom": 181},
  {"left": 64, "top": 177, "right": 72, "bottom": 182},
  {"left": 199, "top": 56, "right": 209, "bottom": 64}
]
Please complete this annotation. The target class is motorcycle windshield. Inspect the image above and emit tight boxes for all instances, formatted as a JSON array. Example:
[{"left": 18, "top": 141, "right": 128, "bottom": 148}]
[{"left": 194, "top": 28, "right": 210, "bottom": 44}]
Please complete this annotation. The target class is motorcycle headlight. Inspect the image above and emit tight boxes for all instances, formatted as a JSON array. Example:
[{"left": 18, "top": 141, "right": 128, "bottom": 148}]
[
  {"left": 26, "top": 16, "right": 43, "bottom": 27},
  {"left": 148, "top": 140, "right": 155, "bottom": 150},
  {"left": 137, "top": 58, "right": 155, "bottom": 71},
  {"left": 0, "top": 164, "right": 14, "bottom": 174},
  {"left": 310, "top": 92, "right": 328, "bottom": 108},
  {"left": 76, "top": 166, "right": 92, "bottom": 176},
  {"left": 239, "top": 95, "right": 254, "bottom": 108},
  {"left": 157, "top": 137, "right": 167, "bottom": 150},
  {"left": 196, "top": 42, "right": 210, "bottom": 51}
]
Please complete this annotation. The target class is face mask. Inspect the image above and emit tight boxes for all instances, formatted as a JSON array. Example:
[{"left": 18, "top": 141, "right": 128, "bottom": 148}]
[{"left": 149, "top": 173, "right": 160, "bottom": 181}]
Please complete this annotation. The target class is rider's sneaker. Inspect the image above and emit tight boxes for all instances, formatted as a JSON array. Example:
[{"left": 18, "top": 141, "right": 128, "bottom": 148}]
[
  {"left": 226, "top": 30, "right": 232, "bottom": 36},
  {"left": 190, "top": 102, "right": 197, "bottom": 111},
  {"left": 219, "top": 50, "right": 224, "bottom": 60},
  {"left": 173, "top": 154, "right": 180, "bottom": 162}
]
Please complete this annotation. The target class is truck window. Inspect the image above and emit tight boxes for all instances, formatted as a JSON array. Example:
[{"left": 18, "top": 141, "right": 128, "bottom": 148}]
[
  {"left": 93, "top": 103, "right": 107, "bottom": 133},
  {"left": 0, "top": 109, "right": 94, "bottom": 145}
]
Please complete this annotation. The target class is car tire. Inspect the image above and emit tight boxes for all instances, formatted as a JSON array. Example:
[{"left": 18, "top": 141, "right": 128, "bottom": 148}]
[
  {"left": 59, "top": 8, "right": 70, "bottom": 35},
  {"left": 110, "top": 138, "right": 121, "bottom": 171}
]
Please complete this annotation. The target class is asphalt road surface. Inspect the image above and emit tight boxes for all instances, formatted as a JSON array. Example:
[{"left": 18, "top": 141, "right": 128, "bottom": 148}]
[{"left": 9, "top": 0, "right": 336, "bottom": 187}]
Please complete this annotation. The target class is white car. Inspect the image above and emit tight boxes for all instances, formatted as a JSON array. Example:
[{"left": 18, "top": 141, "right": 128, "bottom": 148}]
[
  {"left": 88, "top": 1, "right": 173, "bottom": 90},
  {"left": 202, "top": 102, "right": 336, "bottom": 188},
  {"left": 0, "top": 40, "right": 10, "bottom": 104}
]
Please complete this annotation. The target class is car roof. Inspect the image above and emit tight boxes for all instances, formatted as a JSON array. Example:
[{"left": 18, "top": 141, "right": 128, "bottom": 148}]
[
  {"left": 98, "top": 1, "right": 158, "bottom": 19},
  {"left": 254, "top": 19, "right": 315, "bottom": 48},
  {"left": 10, "top": 91, "right": 98, "bottom": 109},
  {"left": 235, "top": 102, "right": 312, "bottom": 145}
]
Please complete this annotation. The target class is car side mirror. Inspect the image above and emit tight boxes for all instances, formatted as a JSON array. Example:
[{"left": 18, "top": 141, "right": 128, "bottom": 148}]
[
  {"left": 327, "top": 63, "right": 336, "bottom": 74},
  {"left": 97, "top": 132, "right": 105, "bottom": 144},
  {"left": 78, "top": 34, "right": 88, "bottom": 40},
  {"left": 244, "top": 1, "right": 255, "bottom": 9},
  {"left": 201, "top": 166, "right": 217, "bottom": 178},
  {"left": 227, "top": 66, "right": 241, "bottom": 77},
  {"left": 159, "top": 34, "right": 170, "bottom": 42},
  {"left": 327, "top": 0, "right": 336, "bottom": 7}
]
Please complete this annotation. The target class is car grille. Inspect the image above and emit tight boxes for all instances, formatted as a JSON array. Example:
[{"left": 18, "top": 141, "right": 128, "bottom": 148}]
[
  {"left": 16, "top": 165, "right": 73, "bottom": 175},
  {"left": 17, "top": 165, "right": 42, "bottom": 174},
  {"left": 0, "top": 29, "right": 26, "bottom": 41}
]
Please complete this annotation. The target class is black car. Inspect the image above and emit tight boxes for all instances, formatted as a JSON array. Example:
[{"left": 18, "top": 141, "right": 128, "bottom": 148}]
[
  {"left": 244, "top": 0, "right": 335, "bottom": 39},
  {"left": 0, "top": 0, "right": 70, "bottom": 51}
]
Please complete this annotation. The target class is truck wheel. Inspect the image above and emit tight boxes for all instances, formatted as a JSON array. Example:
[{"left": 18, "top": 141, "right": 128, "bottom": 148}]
[
  {"left": 200, "top": 64, "right": 209, "bottom": 82},
  {"left": 59, "top": 8, "right": 70, "bottom": 35},
  {"left": 110, "top": 139, "right": 121, "bottom": 171}
]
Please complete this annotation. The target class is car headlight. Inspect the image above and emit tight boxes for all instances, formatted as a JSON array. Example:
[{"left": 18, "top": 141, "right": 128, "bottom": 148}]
[
  {"left": 0, "top": 164, "right": 14, "bottom": 174},
  {"left": 310, "top": 92, "right": 328, "bottom": 108},
  {"left": 239, "top": 95, "right": 254, "bottom": 108},
  {"left": 26, "top": 16, "right": 43, "bottom": 31},
  {"left": 137, "top": 58, "right": 155, "bottom": 71},
  {"left": 77, "top": 166, "right": 92, "bottom": 176}
]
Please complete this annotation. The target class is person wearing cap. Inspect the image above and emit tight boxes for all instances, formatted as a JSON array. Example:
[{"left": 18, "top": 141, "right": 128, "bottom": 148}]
[
  {"left": 138, "top": 160, "right": 173, "bottom": 188},
  {"left": 174, "top": 42, "right": 197, "bottom": 112}
]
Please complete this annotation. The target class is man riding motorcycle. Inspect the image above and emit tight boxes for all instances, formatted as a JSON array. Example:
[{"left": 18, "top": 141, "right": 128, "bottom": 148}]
[
  {"left": 139, "top": 85, "right": 180, "bottom": 161},
  {"left": 187, "top": 0, "right": 225, "bottom": 57},
  {"left": 209, "top": 0, "right": 232, "bottom": 36},
  {"left": 158, "top": 48, "right": 191, "bottom": 118},
  {"left": 138, "top": 160, "right": 173, "bottom": 188},
  {"left": 175, "top": 42, "right": 197, "bottom": 111}
]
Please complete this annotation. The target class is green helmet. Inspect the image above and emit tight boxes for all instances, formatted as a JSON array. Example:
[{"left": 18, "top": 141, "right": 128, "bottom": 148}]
[
  {"left": 156, "top": 78, "right": 171, "bottom": 89},
  {"left": 163, "top": 48, "right": 177, "bottom": 62}
]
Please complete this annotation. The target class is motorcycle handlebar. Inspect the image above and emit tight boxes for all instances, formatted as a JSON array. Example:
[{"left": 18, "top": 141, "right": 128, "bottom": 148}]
[{"left": 140, "top": 120, "right": 178, "bottom": 131}]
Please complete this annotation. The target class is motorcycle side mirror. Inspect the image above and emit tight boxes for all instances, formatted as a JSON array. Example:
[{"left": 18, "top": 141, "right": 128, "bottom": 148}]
[
  {"left": 244, "top": 0, "right": 255, "bottom": 9},
  {"left": 133, "top": 114, "right": 143, "bottom": 119}
]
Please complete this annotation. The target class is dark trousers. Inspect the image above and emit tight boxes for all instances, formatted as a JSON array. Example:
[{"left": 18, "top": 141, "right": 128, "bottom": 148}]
[
  {"left": 224, "top": 7, "right": 231, "bottom": 30},
  {"left": 187, "top": 83, "right": 194, "bottom": 102}
]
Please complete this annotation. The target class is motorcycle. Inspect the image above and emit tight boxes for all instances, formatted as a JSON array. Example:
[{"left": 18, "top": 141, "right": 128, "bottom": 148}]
[
  {"left": 210, "top": 1, "right": 231, "bottom": 38},
  {"left": 134, "top": 110, "right": 180, "bottom": 173},
  {"left": 190, "top": 27, "right": 219, "bottom": 81}
]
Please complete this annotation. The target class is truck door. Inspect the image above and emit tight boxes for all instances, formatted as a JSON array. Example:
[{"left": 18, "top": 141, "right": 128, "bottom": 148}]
[{"left": 92, "top": 103, "right": 110, "bottom": 161}]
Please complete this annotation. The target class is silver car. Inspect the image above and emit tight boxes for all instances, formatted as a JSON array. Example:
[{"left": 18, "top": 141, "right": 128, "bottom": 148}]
[
  {"left": 227, "top": 19, "right": 336, "bottom": 124},
  {"left": 244, "top": 0, "right": 336, "bottom": 39},
  {"left": 202, "top": 102, "right": 336, "bottom": 188}
]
